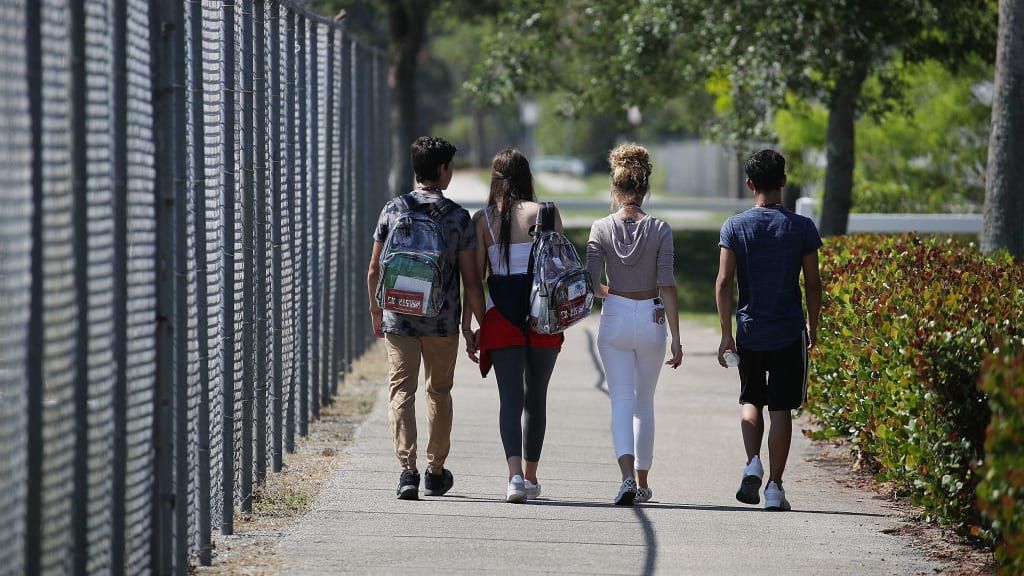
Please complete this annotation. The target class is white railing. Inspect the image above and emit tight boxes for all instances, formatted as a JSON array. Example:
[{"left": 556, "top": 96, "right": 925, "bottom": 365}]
[{"left": 795, "top": 198, "right": 982, "bottom": 234}]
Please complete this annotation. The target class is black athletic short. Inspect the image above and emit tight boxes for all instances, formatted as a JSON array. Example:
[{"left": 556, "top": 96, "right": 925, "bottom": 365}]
[{"left": 737, "top": 332, "right": 809, "bottom": 411}]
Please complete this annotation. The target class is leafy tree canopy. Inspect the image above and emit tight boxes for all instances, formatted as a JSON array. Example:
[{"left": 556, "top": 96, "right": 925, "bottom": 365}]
[
  {"left": 469, "top": 0, "right": 996, "bottom": 142},
  {"left": 777, "top": 60, "right": 993, "bottom": 213}
]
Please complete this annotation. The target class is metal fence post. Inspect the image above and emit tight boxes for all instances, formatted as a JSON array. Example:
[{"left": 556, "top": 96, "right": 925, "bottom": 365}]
[
  {"left": 171, "top": 1, "right": 191, "bottom": 572},
  {"left": 284, "top": 6, "right": 297, "bottom": 453},
  {"left": 24, "top": 3, "right": 44, "bottom": 573},
  {"left": 270, "top": 0, "right": 284, "bottom": 472},
  {"left": 239, "top": 0, "right": 255, "bottom": 515},
  {"left": 296, "top": 13, "right": 309, "bottom": 437},
  {"left": 254, "top": 0, "right": 269, "bottom": 488},
  {"left": 340, "top": 33, "right": 352, "bottom": 384},
  {"left": 149, "top": 0, "right": 186, "bottom": 570},
  {"left": 308, "top": 19, "right": 321, "bottom": 421},
  {"left": 320, "top": 27, "right": 335, "bottom": 408},
  {"left": 220, "top": 0, "right": 237, "bottom": 536},
  {"left": 349, "top": 39, "right": 359, "bottom": 364},
  {"left": 68, "top": 0, "right": 91, "bottom": 570},
  {"left": 187, "top": 0, "right": 213, "bottom": 564}
]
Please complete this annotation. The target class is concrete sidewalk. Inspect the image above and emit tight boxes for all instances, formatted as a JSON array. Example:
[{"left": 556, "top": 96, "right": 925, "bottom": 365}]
[{"left": 277, "top": 318, "right": 939, "bottom": 575}]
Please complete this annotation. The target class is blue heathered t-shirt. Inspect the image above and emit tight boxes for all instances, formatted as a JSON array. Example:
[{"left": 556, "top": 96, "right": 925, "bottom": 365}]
[{"left": 719, "top": 207, "right": 823, "bottom": 351}]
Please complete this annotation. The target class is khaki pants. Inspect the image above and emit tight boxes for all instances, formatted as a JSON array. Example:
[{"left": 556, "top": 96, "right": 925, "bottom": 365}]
[{"left": 384, "top": 333, "right": 459, "bottom": 473}]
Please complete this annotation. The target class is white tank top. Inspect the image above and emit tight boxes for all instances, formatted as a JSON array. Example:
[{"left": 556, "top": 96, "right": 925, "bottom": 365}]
[{"left": 484, "top": 208, "right": 531, "bottom": 276}]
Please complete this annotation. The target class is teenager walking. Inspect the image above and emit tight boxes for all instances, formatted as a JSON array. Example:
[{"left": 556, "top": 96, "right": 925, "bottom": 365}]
[
  {"left": 367, "top": 136, "right": 485, "bottom": 500},
  {"left": 588, "top": 144, "right": 683, "bottom": 506},
  {"left": 462, "top": 149, "right": 565, "bottom": 503},
  {"left": 715, "top": 149, "right": 823, "bottom": 511}
]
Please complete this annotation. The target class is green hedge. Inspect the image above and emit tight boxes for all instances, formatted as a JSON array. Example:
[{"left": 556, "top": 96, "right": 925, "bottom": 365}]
[
  {"left": 978, "top": 349, "right": 1024, "bottom": 574},
  {"left": 808, "top": 234, "right": 1023, "bottom": 538}
]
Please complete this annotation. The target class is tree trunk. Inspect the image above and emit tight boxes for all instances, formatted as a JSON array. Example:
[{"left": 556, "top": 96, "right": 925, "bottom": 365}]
[
  {"left": 982, "top": 0, "right": 1024, "bottom": 259},
  {"left": 470, "top": 106, "right": 486, "bottom": 168},
  {"left": 820, "top": 65, "right": 868, "bottom": 237},
  {"left": 783, "top": 183, "right": 800, "bottom": 211},
  {"left": 386, "top": 1, "right": 429, "bottom": 198}
]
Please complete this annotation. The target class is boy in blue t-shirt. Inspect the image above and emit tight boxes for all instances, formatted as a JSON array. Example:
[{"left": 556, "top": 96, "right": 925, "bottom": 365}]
[{"left": 715, "top": 149, "right": 823, "bottom": 511}]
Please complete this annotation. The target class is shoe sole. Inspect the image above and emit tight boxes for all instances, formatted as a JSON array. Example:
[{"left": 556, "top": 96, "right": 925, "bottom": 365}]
[
  {"left": 506, "top": 492, "right": 527, "bottom": 504},
  {"left": 736, "top": 475, "right": 762, "bottom": 505},
  {"left": 765, "top": 502, "right": 791, "bottom": 511},
  {"left": 396, "top": 485, "right": 419, "bottom": 500},
  {"left": 614, "top": 491, "right": 636, "bottom": 506}
]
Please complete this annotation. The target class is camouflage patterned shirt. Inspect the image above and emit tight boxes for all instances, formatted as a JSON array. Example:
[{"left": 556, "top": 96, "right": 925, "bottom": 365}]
[{"left": 373, "top": 191, "right": 476, "bottom": 337}]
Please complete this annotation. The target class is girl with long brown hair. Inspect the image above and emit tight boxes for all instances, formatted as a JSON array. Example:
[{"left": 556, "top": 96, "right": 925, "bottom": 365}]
[{"left": 462, "top": 148, "right": 565, "bottom": 503}]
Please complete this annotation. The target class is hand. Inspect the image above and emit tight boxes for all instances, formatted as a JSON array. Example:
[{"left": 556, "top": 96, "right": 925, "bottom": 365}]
[
  {"left": 665, "top": 340, "right": 683, "bottom": 369},
  {"left": 370, "top": 309, "right": 384, "bottom": 338},
  {"left": 806, "top": 324, "right": 817, "bottom": 350},
  {"left": 464, "top": 329, "right": 479, "bottom": 364},
  {"left": 718, "top": 335, "right": 736, "bottom": 367}
]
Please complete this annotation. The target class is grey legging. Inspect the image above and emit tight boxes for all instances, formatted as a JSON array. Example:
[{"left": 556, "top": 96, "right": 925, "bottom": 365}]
[{"left": 490, "top": 345, "right": 559, "bottom": 461}]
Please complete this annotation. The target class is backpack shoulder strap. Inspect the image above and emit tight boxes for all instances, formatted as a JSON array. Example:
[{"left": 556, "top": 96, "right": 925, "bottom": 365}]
[
  {"left": 529, "top": 202, "right": 556, "bottom": 238},
  {"left": 402, "top": 193, "right": 456, "bottom": 221},
  {"left": 428, "top": 197, "right": 457, "bottom": 220},
  {"left": 538, "top": 202, "right": 556, "bottom": 232}
]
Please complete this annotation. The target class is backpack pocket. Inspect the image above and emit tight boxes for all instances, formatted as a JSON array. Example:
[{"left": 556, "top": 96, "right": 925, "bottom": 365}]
[
  {"left": 377, "top": 251, "right": 445, "bottom": 317},
  {"left": 530, "top": 268, "right": 593, "bottom": 334}
]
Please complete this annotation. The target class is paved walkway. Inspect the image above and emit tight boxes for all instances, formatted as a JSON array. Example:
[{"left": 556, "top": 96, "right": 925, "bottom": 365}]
[{"left": 278, "top": 318, "right": 940, "bottom": 575}]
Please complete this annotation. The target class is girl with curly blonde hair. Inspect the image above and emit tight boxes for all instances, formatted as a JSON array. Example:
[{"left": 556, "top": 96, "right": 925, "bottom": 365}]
[{"left": 587, "top": 143, "right": 683, "bottom": 505}]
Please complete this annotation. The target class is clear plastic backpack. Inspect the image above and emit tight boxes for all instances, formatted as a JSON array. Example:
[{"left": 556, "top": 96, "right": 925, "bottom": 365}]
[
  {"left": 528, "top": 202, "right": 594, "bottom": 334},
  {"left": 376, "top": 194, "right": 454, "bottom": 317}
]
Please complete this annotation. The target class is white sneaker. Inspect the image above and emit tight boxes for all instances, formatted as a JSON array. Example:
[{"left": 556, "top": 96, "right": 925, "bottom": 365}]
[
  {"left": 636, "top": 486, "right": 653, "bottom": 503},
  {"left": 614, "top": 478, "right": 637, "bottom": 506},
  {"left": 736, "top": 455, "right": 764, "bottom": 505},
  {"left": 764, "top": 480, "right": 791, "bottom": 511},
  {"left": 506, "top": 475, "right": 527, "bottom": 503},
  {"left": 524, "top": 479, "right": 541, "bottom": 499}
]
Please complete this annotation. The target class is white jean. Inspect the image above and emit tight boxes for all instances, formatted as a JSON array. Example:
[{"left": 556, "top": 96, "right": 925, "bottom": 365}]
[{"left": 597, "top": 295, "right": 667, "bottom": 470}]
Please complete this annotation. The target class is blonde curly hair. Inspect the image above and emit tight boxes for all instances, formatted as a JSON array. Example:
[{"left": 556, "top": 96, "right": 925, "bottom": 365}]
[{"left": 608, "top": 143, "right": 652, "bottom": 205}]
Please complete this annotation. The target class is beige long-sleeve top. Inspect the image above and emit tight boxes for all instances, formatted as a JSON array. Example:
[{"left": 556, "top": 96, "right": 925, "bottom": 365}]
[{"left": 587, "top": 214, "right": 674, "bottom": 292}]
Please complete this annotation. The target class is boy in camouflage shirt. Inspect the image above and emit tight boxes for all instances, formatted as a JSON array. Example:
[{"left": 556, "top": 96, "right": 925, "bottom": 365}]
[{"left": 367, "top": 136, "right": 484, "bottom": 500}]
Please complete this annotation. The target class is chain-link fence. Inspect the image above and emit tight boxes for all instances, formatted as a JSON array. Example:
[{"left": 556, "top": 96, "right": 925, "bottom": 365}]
[{"left": 0, "top": 1, "right": 390, "bottom": 574}]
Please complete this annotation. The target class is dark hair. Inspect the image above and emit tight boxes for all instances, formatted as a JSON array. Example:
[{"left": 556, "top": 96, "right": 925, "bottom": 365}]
[
  {"left": 411, "top": 136, "right": 457, "bottom": 183},
  {"left": 744, "top": 149, "right": 786, "bottom": 192},
  {"left": 487, "top": 148, "right": 536, "bottom": 272}
]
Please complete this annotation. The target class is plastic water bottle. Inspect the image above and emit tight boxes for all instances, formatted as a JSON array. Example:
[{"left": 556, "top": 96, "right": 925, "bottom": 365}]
[{"left": 723, "top": 350, "right": 740, "bottom": 368}]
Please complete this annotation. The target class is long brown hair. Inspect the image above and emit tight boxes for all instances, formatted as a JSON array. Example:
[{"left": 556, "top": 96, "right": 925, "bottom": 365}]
[{"left": 487, "top": 148, "right": 536, "bottom": 272}]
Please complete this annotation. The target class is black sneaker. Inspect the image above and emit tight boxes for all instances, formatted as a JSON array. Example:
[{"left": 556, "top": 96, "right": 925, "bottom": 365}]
[
  {"left": 396, "top": 469, "right": 420, "bottom": 500},
  {"left": 423, "top": 468, "right": 454, "bottom": 496}
]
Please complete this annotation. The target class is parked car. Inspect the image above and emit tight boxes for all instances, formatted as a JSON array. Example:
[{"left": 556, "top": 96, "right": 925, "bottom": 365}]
[{"left": 533, "top": 155, "right": 588, "bottom": 178}]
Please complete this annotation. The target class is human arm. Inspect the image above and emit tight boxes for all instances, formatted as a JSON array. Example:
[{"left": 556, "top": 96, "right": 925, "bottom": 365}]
[
  {"left": 715, "top": 247, "right": 737, "bottom": 367},
  {"left": 461, "top": 212, "right": 488, "bottom": 362},
  {"left": 656, "top": 224, "right": 682, "bottom": 368},
  {"left": 367, "top": 241, "right": 385, "bottom": 338},
  {"left": 661, "top": 284, "right": 683, "bottom": 368},
  {"left": 586, "top": 221, "right": 609, "bottom": 298},
  {"left": 459, "top": 249, "right": 485, "bottom": 326},
  {"left": 802, "top": 250, "right": 822, "bottom": 349}
]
